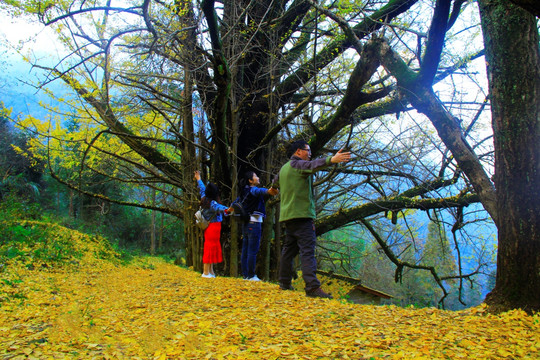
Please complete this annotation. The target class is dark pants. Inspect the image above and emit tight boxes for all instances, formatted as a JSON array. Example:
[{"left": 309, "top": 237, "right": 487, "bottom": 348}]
[
  {"left": 278, "top": 218, "right": 321, "bottom": 292},
  {"left": 241, "top": 221, "right": 262, "bottom": 278}
]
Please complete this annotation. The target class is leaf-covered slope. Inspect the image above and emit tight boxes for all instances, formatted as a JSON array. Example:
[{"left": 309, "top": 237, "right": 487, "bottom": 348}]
[
  {"left": 1, "top": 259, "right": 539, "bottom": 359},
  {"left": 0, "top": 220, "right": 120, "bottom": 269}
]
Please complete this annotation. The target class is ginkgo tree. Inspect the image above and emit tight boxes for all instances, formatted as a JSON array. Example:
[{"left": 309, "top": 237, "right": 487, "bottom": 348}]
[
  {"left": 476, "top": 0, "right": 540, "bottom": 312},
  {"left": 3, "top": 0, "right": 537, "bottom": 311}
]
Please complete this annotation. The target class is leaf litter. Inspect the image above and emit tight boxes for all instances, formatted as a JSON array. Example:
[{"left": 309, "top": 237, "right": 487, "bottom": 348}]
[
  {"left": 0, "top": 225, "right": 538, "bottom": 359},
  {"left": 1, "top": 261, "right": 538, "bottom": 359}
]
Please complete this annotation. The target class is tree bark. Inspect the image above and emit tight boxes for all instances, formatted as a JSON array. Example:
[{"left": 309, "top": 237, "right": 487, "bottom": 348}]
[
  {"left": 479, "top": 0, "right": 540, "bottom": 313},
  {"left": 509, "top": 0, "right": 540, "bottom": 17},
  {"left": 201, "top": 0, "right": 232, "bottom": 185},
  {"left": 182, "top": 65, "right": 199, "bottom": 270},
  {"left": 151, "top": 188, "right": 156, "bottom": 255}
]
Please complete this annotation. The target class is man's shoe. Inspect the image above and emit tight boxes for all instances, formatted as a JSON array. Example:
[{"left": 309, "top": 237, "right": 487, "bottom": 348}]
[
  {"left": 306, "top": 287, "right": 333, "bottom": 299},
  {"left": 249, "top": 275, "right": 261, "bottom": 281},
  {"left": 279, "top": 283, "right": 295, "bottom": 291}
]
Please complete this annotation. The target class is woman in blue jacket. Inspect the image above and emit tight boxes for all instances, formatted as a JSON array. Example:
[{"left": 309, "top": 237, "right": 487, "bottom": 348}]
[{"left": 238, "top": 171, "right": 278, "bottom": 281}]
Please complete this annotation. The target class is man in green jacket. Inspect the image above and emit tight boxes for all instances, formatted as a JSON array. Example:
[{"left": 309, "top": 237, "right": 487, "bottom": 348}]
[{"left": 276, "top": 140, "right": 351, "bottom": 299}]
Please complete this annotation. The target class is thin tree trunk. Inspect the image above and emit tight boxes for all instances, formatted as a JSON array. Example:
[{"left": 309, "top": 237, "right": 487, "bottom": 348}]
[
  {"left": 182, "top": 64, "right": 199, "bottom": 270},
  {"left": 159, "top": 212, "right": 163, "bottom": 249},
  {"left": 150, "top": 188, "right": 156, "bottom": 255},
  {"left": 228, "top": 88, "right": 239, "bottom": 277},
  {"left": 69, "top": 190, "right": 74, "bottom": 218},
  {"left": 261, "top": 205, "right": 276, "bottom": 280},
  {"left": 273, "top": 204, "right": 282, "bottom": 281}
]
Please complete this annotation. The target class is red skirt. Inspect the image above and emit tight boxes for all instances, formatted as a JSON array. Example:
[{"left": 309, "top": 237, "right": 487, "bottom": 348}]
[{"left": 203, "top": 222, "right": 223, "bottom": 264}]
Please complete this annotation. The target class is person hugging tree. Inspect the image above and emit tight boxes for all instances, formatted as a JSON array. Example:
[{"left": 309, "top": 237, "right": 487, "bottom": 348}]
[
  {"left": 237, "top": 171, "right": 278, "bottom": 281},
  {"left": 194, "top": 170, "right": 232, "bottom": 278}
]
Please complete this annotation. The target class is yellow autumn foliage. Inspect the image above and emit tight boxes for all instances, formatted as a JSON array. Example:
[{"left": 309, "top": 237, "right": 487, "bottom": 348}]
[{"left": 0, "top": 227, "right": 539, "bottom": 359}]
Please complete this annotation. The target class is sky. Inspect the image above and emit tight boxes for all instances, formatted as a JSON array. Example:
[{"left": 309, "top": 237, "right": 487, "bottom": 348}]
[
  {"left": 1, "top": 9, "right": 60, "bottom": 52},
  {"left": 0, "top": 10, "right": 66, "bottom": 118}
]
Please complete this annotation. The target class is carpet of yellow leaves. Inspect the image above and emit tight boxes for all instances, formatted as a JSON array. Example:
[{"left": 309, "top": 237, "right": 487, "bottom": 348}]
[{"left": 1, "top": 257, "right": 539, "bottom": 360}]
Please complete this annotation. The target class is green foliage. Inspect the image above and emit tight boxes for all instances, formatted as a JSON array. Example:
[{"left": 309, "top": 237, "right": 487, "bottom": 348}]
[
  {"left": 0, "top": 200, "right": 118, "bottom": 269},
  {"left": 0, "top": 194, "right": 184, "bottom": 275},
  {"left": 317, "top": 226, "right": 366, "bottom": 273},
  {"left": 0, "top": 194, "right": 43, "bottom": 221},
  {"left": 0, "top": 275, "right": 27, "bottom": 305},
  {"left": 28, "top": 169, "right": 185, "bottom": 255},
  {"left": 0, "top": 221, "right": 73, "bottom": 267},
  {"left": 0, "top": 110, "right": 44, "bottom": 202},
  {"left": 355, "top": 217, "right": 485, "bottom": 311}
]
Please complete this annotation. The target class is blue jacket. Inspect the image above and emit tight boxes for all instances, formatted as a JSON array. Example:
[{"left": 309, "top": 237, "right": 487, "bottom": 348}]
[
  {"left": 197, "top": 180, "right": 229, "bottom": 223},
  {"left": 238, "top": 185, "right": 269, "bottom": 217}
]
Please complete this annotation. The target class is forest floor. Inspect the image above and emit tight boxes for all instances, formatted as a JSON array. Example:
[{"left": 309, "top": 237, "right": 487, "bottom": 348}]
[
  {"left": 1, "top": 259, "right": 539, "bottom": 359},
  {"left": 0, "top": 222, "right": 539, "bottom": 359}
]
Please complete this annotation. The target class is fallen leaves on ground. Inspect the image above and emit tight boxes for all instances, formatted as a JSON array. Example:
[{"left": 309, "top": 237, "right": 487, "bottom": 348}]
[{"left": 1, "top": 259, "right": 539, "bottom": 360}]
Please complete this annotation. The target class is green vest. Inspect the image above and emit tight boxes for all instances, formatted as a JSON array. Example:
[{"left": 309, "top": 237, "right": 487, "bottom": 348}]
[{"left": 278, "top": 156, "right": 332, "bottom": 222}]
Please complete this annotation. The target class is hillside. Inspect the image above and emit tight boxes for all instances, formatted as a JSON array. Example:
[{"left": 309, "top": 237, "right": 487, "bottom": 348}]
[{"left": 0, "top": 222, "right": 539, "bottom": 359}]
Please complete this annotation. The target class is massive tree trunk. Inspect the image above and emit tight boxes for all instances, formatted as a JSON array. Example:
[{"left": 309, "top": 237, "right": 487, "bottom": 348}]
[
  {"left": 509, "top": 0, "right": 540, "bottom": 17},
  {"left": 478, "top": 0, "right": 540, "bottom": 313}
]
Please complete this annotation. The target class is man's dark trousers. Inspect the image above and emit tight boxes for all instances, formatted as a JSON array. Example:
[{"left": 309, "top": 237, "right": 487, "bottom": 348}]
[{"left": 279, "top": 218, "right": 321, "bottom": 292}]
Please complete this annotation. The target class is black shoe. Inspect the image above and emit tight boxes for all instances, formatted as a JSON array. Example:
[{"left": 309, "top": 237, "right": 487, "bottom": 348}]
[
  {"left": 306, "top": 287, "right": 333, "bottom": 299},
  {"left": 279, "top": 283, "right": 295, "bottom": 291}
]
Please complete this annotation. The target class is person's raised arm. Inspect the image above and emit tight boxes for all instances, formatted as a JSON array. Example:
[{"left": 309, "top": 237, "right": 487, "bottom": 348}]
[{"left": 194, "top": 170, "right": 205, "bottom": 198}]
